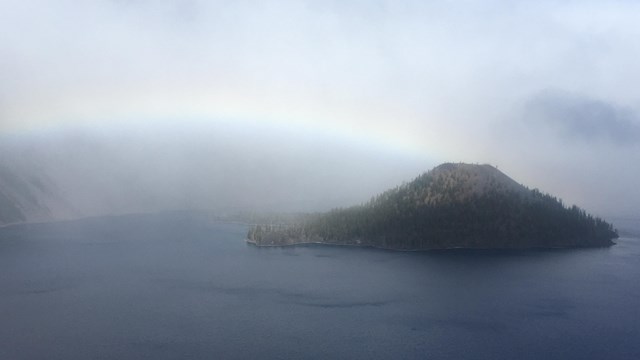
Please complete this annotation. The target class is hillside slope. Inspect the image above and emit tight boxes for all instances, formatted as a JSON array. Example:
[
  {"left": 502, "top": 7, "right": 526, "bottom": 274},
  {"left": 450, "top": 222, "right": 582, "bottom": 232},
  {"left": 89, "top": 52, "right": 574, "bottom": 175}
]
[
  {"left": 0, "top": 162, "right": 77, "bottom": 226},
  {"left": 248, "top": 163, "right": 618, "bottom": 249}
]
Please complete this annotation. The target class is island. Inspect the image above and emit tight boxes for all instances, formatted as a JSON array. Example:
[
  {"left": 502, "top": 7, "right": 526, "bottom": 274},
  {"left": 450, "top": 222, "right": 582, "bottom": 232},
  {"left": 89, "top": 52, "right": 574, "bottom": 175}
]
[{"left": 247, "top": 163, "right": 618, "bottom": 250}]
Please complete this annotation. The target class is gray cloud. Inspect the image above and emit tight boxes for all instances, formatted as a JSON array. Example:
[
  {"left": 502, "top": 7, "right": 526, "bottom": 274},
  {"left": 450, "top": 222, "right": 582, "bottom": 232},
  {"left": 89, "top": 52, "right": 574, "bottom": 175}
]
[{"left": 523, "top": 90, "right": 640, "bottom": 145}]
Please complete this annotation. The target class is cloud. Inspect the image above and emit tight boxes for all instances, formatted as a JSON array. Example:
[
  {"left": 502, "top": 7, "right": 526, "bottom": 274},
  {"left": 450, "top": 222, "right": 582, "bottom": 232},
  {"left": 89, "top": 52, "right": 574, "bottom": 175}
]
[
  {"left": 523, "top": 90, "right": 640, "bottom": 145},
  {"left": 3, "top": 0, "right": 640, "bottom": 136},
  {"left": 2, "top": 0, "right": 640, "bottom": 217}
]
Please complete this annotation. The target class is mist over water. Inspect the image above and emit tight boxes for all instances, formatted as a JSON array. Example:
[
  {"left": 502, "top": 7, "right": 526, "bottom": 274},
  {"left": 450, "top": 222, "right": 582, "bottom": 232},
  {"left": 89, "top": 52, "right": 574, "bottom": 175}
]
[
  {"left": 0, "top": 122, "right": 431, "bottom": 221},
  {"left": 1, "top": 212, "right": 639, "bottom": 360}
]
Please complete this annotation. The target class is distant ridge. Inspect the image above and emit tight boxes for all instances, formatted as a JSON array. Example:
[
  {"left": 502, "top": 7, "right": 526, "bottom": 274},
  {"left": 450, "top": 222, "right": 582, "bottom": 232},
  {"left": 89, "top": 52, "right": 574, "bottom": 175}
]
[{"left": 248, "top": 163, "right": 618, "bottom": 249}]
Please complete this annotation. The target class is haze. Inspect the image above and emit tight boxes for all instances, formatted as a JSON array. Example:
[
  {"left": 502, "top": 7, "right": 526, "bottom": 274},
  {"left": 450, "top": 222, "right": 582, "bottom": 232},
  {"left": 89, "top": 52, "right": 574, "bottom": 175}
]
[{"left": 1, "top": 0, "right": 639, "bottom": 219}]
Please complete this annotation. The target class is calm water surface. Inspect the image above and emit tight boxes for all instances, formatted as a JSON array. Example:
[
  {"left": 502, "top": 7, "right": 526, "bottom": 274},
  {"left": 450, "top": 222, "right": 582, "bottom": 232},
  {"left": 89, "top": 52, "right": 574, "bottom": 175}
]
[{"left": 1, "top": 213, "right": 639, "bottom": 359}]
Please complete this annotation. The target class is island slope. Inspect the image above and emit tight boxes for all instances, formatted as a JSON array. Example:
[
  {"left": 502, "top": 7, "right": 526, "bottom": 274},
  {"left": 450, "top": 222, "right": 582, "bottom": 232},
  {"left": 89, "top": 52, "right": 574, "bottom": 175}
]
[{"left": 248, "top": 163, "right": 617, "bottom": 249}]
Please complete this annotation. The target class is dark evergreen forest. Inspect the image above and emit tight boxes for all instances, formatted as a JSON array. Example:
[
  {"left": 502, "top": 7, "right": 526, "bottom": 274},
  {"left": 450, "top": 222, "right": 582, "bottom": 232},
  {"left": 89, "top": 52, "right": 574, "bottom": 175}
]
[{"left": 248, "top": 163, "right": 617, "bottom": 249}]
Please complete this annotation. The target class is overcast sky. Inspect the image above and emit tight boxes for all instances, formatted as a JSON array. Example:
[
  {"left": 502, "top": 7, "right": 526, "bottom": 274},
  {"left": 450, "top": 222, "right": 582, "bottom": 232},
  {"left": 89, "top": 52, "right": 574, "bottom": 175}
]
[{"left": 1, "top": 0, "right": 639, "bottom": 217}]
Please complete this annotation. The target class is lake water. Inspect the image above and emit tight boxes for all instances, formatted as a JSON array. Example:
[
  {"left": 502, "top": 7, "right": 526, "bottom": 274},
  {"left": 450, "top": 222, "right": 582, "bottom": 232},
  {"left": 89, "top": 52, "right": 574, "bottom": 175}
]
[{"left": 1, "top": 212, "right": 639, "bottom": 359}]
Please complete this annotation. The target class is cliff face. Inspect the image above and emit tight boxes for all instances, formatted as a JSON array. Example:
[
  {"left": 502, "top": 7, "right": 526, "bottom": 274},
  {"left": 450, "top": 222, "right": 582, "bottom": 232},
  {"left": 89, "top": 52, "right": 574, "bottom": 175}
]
[
  {"left": 248, "top": 163, "right": 618, "bottom": 249},
  {"left": 0, "top": 162, "right": 76, "bottom": 226}
]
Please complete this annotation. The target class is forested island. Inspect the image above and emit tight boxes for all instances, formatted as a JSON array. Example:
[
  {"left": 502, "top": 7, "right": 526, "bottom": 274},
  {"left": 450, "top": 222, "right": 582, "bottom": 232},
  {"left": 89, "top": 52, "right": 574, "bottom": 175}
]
[{"left": 248, "top": 163, "right": 618, "bottom": 250}]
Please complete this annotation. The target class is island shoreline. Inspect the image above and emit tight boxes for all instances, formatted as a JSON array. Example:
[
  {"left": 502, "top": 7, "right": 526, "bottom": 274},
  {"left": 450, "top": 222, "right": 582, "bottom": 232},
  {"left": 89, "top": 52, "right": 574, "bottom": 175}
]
[{"left": 246, "top": 238, "right": 615, "bottom": 252}]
